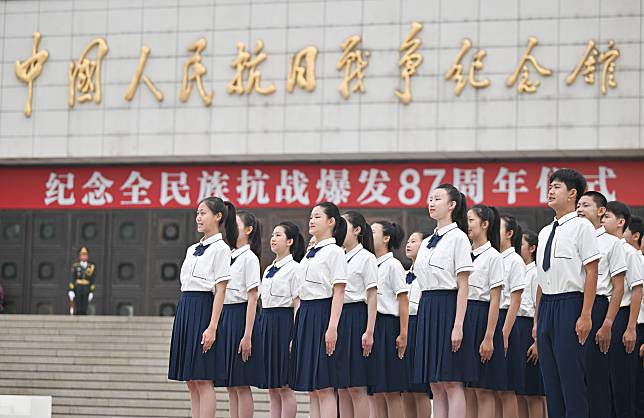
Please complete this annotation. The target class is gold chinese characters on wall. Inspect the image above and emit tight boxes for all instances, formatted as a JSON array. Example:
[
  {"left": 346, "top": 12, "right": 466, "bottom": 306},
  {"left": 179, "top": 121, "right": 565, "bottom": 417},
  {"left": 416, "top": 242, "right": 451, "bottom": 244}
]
[{"left": 14, "top": 25, "right": 622, "bottom": 117}]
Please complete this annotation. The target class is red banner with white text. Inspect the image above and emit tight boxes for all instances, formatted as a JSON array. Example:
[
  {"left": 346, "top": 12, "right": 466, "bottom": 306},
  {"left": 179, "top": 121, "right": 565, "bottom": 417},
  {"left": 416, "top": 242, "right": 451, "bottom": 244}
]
[{"left": 0, "top": 161, "right": 642, "bottom": 210}]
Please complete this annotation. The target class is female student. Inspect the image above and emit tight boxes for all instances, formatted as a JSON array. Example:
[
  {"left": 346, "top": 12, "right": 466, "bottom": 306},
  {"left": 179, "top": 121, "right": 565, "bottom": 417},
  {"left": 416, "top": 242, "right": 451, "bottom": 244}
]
[
  {"left": 518, "top": 230, "right": 547, "bottom": 418},
  {"left": 290, "top": 202, "right": 348, "bottom": 418},
  {"left": 413, "top": 183, "right": 474, "bottom": 418},
  {"left": 215, "top": 211, "right": 265, "bottom": 418},
  {"left": 462, "top": 204, "right": 505, "bottom": 418},
  {"left": 370, "top": 220, "right": 409, "bottom": 418},
  {"left": 258, "top": 221, "right": 305, "bottom": 418},
  {"left": 168, "top": 197, "right": 237, "bottom": 418},
  {"left": 402, "top": 231, "right": 433, "bottom": 418},
  {"left": 336, "top": 211, "right": 378, "bottom": 418},
  {"left": 496, "top": 213, "right": 527, "bottom": 418}
]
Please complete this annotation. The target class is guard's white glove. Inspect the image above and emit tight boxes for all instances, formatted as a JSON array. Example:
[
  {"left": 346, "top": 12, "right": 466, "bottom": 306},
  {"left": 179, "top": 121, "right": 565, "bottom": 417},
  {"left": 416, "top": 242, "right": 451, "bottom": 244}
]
[
  {"left": 88, "top": 293, "right": 94, "bottom": 303},
  {"left": 68, "top": 291, "right": 75, "bottom": 301}
]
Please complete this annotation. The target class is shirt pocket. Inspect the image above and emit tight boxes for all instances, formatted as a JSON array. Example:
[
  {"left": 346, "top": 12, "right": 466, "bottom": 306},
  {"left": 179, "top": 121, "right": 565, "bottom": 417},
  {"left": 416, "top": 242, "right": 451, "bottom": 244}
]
[
  {"left": 554, "top": 237, "right": 574, "bottom": 260},
  {"left": 270, "top": 279, "right": 291, "bottom": 297},
  {"left": 304, "top": 263, "right": 324, "bottom": 285},
  {"left": 191, "top": 259, "right": 210, "bottom": 280},
  {"left": 468, "top": 268, "right": 487, "bottom": 290},
  {"left": 428, "top": 251, "right": 451, "bottom": 271}
]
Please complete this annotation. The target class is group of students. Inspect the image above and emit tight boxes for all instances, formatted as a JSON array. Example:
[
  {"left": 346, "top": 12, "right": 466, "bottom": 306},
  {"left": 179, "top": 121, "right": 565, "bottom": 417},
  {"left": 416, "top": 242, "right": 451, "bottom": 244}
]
[{"left": 168, "top": 168, "right": 644, "bottom": 418}]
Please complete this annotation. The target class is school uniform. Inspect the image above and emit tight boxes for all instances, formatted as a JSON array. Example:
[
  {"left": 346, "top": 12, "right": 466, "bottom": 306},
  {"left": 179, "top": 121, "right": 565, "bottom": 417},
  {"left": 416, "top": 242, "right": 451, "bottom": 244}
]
[
  {"left": 289, "top": 238, "right": 348, "bottom": 392},
  {"left": 516, "top": 261, "right": 545, "bottom": 397},
  {"left": 258, "top": 254, "right": 299, "bottom": 389},
  {"left": 413, "top": 222, "right": 475, "bottom": 384},
  {"left": 369, "top": 252, "right": 409, "bottom": 393},
  {"left": 607, "top": 240, "right": 644, "bottom": 418},
  {"left": 536, "top": 211, "right": 600, "bottom": 418},
  {"left": 637, "top": 252, "right": 644, "bottom": 418},
  {"left": 169, "top": 233, "right": 231, "bottom": 381},
  {"left": 214, "top": 244, "right": 265, "bottom": 388},
  {"left": 585, "top": 227, "right": 627, "bottom": 418},
  {"left": 405, "top": 267, "right": 431, "bottom": 394},
  {"left": 463, "top": 241, "right": 506, "bottom": 391},
  {"left": 336, "top": 244, "right": 378, "bottom": 389},
  {"left": 498, "top": 247, "right": 528, "bottom": 393}
]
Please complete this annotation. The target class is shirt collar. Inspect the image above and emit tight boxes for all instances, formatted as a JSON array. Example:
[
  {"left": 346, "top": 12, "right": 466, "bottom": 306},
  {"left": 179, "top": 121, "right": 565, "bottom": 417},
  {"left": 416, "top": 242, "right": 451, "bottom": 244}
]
[
  {"left": 555, "top": 211, "right": 578, "bottom": 225},
  {"left": 435, "top": 222, "right": 458, "bottom": 236},
  {"left": 526, "top": 261, "right": 536, "bottom": 271},
  {"left": 202, "top": 233, "right": 223, "bottom": 245},
  {"left": 620, "top": 238, "right": 627, "bottom": 244},
  {"left": 595, "top": 226, "right": 606, "bottom": 237},
  {"left": 232, "top": 244, "right": 250, "bottom": 259},
  {"left": 273, "top": 254, "right": 293, "bottom": 268},
  {"left": 315, "top": 237, "right": 336, "bottom": 248},
  {"left": 637, "top": 250, "right": 642, "bottom": 256},
  {"left": 472, "top": 241, "right": 492, "bottom": 256},
  {"left": 376, "top": 252, "right": 394, "bottom": 265},
  {"left": 345, "top": 243, "right": 363, "bottom": 259},
  {"left": 501, "top": 247, "right": 516, "bottom": 258}
]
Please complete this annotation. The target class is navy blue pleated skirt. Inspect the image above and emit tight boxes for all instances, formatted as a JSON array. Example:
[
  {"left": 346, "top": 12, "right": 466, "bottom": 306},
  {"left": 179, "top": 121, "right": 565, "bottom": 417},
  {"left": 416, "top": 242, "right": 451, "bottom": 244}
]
[
  {"left": 369, "top": 312, "right": 409, "bottom": 393},
  {"left": 258, "top": 307, "right": 294, "bottom": 389},
  {"left": 464, "top": 300, "right": 507, "bottom": 390},
  {"left": 500, "top": 308, "right": 527, "bottom": 393},
  {"left": 407, "top": 315, "right": 432, "bottom": 395},
  {"left": 336, "top": 302, "right": 372, "bottom": 389},
  {"left": 413, "top": 290, "right": 476, "bottom": 384},
  {"left": 289, "top": 298, "right": 337, "bottom": 392},
  {"left": 515, "top": 315, "right": 545, "bottom": 396},
  {"left": 213, "top": 302, "right": 266, "bottom": 388},
  {"left": 168, "top": 291, "right": 217, "bottom": 381}
]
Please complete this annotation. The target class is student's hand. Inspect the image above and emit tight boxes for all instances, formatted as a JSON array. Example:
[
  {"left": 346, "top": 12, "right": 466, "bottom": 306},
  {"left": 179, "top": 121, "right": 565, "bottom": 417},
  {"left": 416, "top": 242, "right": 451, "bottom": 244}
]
[
  {"left": 479, "top": 336, "right": 493, "bottom": 363},
  {"left": 640, "top": 343, "right": 644, "bottom": 358},
  {"left": 502, "top": 329, "right": 510, "bottom": 356},
  {"left": 325, "top": 327, "right": 337, "bottom": 356},
  {"left": 362, "top": 330, "right": 374, "bottom": 357},
  {"left": 595, "top": 323, "right": 612, "bottom": 354},
  {"left": 238, "top": 335, "right": 252, "bottom": 361},
  {"left": 451, "top": 325, "right": 463, "bottom": 352},
  {"left": 201, "top": 326, "right": 216, "bottom": 353},
  {"left": 622, "top": 326, "right": 636, "bottom": 354},
  {"left": 575, "top": 314, "right": 592, "bottom": 345},
  {"left": 396, "top": 334, "right": 407, "bottom": 359},
  {"left": 527, "top": 342, "right": 539, "bottom": 365}
]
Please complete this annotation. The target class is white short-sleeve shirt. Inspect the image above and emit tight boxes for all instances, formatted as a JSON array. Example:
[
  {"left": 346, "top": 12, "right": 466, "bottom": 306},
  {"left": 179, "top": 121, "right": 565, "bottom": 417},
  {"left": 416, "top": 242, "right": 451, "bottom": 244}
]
[
  {"left": 468, "top": 241, "right": 504, "bottom": 302},
  {"left": 595, "top": 227, "right": 628, "bottom": 297},
  {"left": 180, "top": 233, "right": 231, "bottom": 292},
  {"left": 639, "top": 252, "right": 644, "bottom": 325},
  {"left": 225, "top": 244, "right": 261, "bottom": 304},
  {"left": 519, "top": 262, "right": 538, "bottom": 318},
  {"left": 414, "top": 223, "right": 474, "bottom": 291},
  {"left": 536, "top": 211, "right": 601, "bottom": 295},
  {"left": 407, "top": 268, "right": 422, "bottom": 316},
  {"left": 376, "top": 252, "right": 408, "bottom": 316},
  {"left": 344, "top": 244, "right": 378, "bottom": 304},
  {"left": 298, "top": 238, "right": 348, "bottom": 301},
  {"left": 500, "top": 248, "right": 527, "bottom": 309},
  {"left": 260, "top": 254, "right": 300, "bottom": 309},
  {"left": 614, "top": 240, "right": 644, "bottom": 308}
]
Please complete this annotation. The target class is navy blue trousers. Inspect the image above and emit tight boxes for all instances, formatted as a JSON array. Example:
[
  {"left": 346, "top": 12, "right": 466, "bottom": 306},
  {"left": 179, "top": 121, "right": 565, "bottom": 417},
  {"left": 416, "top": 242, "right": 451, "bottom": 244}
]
[
  {"left": 537, "top": 292, "right": 587, "bottom": 418},
  {"left": 609, "top": 306, "right": 638, "bottom": 418},
  {"left": 584, "top": 296, "right": 610, "bottom": 418},
  {"left": 636, "top": 323, "right": 644, "bottom": 418}
]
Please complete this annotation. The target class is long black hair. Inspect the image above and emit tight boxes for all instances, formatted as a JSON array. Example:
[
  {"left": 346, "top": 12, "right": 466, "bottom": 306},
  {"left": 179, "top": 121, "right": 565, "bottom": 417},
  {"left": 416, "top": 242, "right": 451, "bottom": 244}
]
[
  {"left": 199, "top": 197, "right": 238, "bottom": 249},
  {"left": 469, "top": 204, "right": 501, "bottom": 251},
  {"left": 522, "top": 229, "right": 538, "bottom": 262},
  {"left": 237, "top": 210, "right": 262, "bottom": 259},
  {"left": 315, "top": 202, "right": 347, "bottom": 247},
  {"left": 374, "top": 220, "right": 405, "bottom": 252},
  {"left": 437, "top": 183, "right": 468, "bottom": 234},
  {"left": 276, "top": 221, "right": 306, "bottom": 262},
  {"left": 343, "top": 210, "right": 375, "bottom": 254},
  {"left": 501, "top": 213, "right": 523, "bottom": 254}
]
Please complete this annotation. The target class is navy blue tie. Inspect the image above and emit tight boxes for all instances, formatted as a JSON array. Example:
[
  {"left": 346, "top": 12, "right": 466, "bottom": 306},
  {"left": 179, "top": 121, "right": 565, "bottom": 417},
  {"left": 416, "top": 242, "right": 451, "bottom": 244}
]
[
  {"left": 471, "top": 252, "right": 479, "bottom": 262},
  {"left": 426, "top": 233, "right": 443, "bottom": 249},
  {"left": 193, "top": 243, "right": 211, "bottom": 257},
  {"left": 405, "top": 271, "right": 416, "bottom": 285},
  {"left": 230, "top": 256, "right": 238, "bottom": 266},
  {"left": 542, "top": 221, "right": 559, "bottom": 272},
  {"left": 306, "top": 246, "right": 322, "bottom": 259},
  {"left": 265, "top": 265, "right": 280, "bottom": 278}
]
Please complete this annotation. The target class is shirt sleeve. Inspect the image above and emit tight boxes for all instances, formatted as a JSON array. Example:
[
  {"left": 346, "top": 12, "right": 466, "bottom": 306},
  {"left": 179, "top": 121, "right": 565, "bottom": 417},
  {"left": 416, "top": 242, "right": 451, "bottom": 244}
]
[
  {"left": 245, "top": 256, "right": 261, "bottom": 291},
  {"left": 577, "top": 220, "right": 601, "bottom": 265},
  {"left": 454, "top": 233, "right": 475, "bottom": 274},
  {"left": 509, "top": 258, "right": 527, "bottom": 292},
  {"left": 211, "top": 245, "right": 232, "bottom": 287},
  {"left": 331, "top": 249, "right": 349, "bottom": 286},
  {"left": 290, "top": 263, "right": 302, "bottom": 299},
  {"left": 363, "top": 256, "right": 378, "bottom": 290},
  {"left": 626, "top": 251, "right": 644, "bottom": 289},
  {"left": 391, "top": 261, "right": 409, "bottom": 296},
  {"left": 489, "top": 255, "right": 505, "bottom": 289},
  {"left": 608, "top": 240, "right": 628, "bottom": 278}
]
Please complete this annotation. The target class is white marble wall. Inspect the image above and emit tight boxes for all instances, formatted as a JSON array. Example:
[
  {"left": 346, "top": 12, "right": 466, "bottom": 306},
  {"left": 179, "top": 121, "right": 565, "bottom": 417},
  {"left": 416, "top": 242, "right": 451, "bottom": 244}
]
[{"left": 0, "top": 0, "right": 642, "bottom": 162}]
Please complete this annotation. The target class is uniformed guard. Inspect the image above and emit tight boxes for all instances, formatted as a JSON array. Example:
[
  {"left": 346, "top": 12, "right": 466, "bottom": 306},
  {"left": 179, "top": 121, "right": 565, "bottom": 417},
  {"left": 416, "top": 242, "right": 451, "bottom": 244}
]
[{"left": 68, "top": 247, "right": 96, "bottom": 315}]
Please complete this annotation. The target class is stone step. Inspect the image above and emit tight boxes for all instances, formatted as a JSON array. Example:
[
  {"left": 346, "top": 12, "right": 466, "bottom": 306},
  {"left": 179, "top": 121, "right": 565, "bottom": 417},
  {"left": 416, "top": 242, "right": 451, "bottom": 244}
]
[
  {"left": 1, "top": 332, "right": 171, "bottom": 345},
  {"left": 0, "top": 355, "right": 164, "bottom": 366},
  {"left": 2, "top": 326, "right": 173, "bottom": 337},
  {"left": 0, "top": 340, "right": 169, "bottom": 352},
  {"left": 1, "top": 347, "right": 169, "bottom": 359},
  {"left": 0, "top": 315, "right": 173, "bottom": 324},
  {"left": 1, "top": 362, "right": 167, "bottom": 375}
]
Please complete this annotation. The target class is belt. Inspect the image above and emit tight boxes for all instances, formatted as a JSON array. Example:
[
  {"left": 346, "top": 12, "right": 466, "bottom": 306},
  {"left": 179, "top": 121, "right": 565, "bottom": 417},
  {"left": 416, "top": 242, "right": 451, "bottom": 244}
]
[{"left": 75, "top": 279, "right": 90, "bottom": 285}]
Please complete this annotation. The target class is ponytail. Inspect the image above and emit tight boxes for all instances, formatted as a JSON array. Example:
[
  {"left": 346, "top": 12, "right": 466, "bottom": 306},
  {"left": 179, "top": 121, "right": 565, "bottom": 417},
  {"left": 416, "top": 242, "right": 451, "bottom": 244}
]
[
  {"left": 343, "top": 210, "right": 375, "bottom": 254},
  {"left": 375, "top": 220, "right": 405, "bottom": 252},
  {"left": 469, "top": 204, "right": 501, "bottom": 251},
  {"left": 316, "top": 202, "right": 347, "bottom": 247},
  {"left": 277, "top": 221, "right": 306, "bottom": 262},
  {"left": 501, "top": 213, "right": 522, "bottom": 254},
  {"left": 438, "top": 184, "right": 468, "bottom": 234},
  {"left": 199, "top": 197, "right": 238, "bottom": 249},
  {"left": 522, "top": 230, "right": 538, "bottom": 262},
  {"left": 238, "top": 210, "right": 262, "bottom": 260}
]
